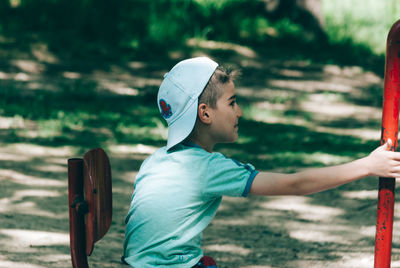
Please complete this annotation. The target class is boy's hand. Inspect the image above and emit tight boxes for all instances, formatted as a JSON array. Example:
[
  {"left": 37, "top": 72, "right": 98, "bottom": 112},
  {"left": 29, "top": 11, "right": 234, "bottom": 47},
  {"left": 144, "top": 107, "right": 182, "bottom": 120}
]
[{"left": 366, "top": 139, "right": 400, "bottom": 178}]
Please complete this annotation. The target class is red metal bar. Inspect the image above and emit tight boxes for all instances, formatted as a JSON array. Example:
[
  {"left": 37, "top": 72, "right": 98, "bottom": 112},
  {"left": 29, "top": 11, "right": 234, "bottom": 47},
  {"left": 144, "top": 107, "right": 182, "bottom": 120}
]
[
  {"left": 374, "top": 19, "right": 400, "bottom": 268},
  {"left": 68, "top": 158, "right": 89, "bottom": 268}
]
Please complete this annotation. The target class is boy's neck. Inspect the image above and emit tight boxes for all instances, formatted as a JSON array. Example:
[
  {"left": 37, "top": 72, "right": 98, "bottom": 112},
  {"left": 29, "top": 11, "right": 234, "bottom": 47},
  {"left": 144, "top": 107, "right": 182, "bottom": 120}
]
[
  {"left": 187, "top": 137, "right": 214, "bottom": 153},
  {"left": 187, "top": 128, "right": 215, "bottom": 153}
]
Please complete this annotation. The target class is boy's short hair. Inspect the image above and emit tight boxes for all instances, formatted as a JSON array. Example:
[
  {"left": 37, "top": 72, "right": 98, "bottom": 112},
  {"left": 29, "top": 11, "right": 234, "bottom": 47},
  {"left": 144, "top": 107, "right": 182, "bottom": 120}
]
[{"left": 199, "top": 66, "right": 239, "bottom": 108}]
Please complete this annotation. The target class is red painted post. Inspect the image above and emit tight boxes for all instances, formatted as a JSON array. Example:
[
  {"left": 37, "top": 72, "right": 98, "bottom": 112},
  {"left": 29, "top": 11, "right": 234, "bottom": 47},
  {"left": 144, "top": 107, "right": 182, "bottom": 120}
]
[
  {"left": 374, "top": 19, "right": 400, "bottom": 268},
  {"left": 68, "top": 158, "right": 89, "bottom": 268}
]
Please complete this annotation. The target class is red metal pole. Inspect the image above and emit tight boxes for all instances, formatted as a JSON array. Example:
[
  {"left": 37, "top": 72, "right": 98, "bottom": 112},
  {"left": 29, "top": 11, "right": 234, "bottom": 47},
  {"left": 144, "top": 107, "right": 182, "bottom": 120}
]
[{"left": 374, "top": 19, "right": 400, "bottom": 268}]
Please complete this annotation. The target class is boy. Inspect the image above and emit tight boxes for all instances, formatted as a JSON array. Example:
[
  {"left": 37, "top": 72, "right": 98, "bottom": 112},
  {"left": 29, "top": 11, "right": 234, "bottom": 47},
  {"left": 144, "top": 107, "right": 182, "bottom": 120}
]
[{"left": 123, "top": 57, "right": 400, "bottom": 267}]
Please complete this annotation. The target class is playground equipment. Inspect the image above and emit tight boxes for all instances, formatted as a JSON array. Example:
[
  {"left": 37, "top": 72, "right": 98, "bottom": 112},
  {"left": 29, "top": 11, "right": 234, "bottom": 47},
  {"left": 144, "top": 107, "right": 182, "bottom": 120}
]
[
  {"left": 374, "top": 19, "right": 400, "bottom": 268},
  {"left": 68, "top": 148, "right": 112, "bottom": 268}
]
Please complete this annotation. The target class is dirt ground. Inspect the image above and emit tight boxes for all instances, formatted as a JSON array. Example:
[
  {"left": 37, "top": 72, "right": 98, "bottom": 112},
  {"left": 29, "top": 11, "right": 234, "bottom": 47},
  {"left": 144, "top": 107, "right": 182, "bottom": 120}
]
[{"left": 1, "top": 40, "right": 400, "bottom": 267}]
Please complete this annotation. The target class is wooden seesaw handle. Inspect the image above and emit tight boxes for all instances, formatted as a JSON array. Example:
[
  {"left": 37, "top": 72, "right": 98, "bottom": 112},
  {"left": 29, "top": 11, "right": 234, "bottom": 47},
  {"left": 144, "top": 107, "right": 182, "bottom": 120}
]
[{"left": 68, "top": 158, "right": 89, "bottom": 268}]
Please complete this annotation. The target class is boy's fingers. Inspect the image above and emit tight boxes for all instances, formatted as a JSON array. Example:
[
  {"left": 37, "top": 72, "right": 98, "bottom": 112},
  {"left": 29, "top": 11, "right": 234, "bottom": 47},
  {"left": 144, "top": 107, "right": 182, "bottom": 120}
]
[
  {"left": 391, "top": 152, "right": 400, "bottom": 160},
  {"left": 390, "top": 173, "right": 400, "bottom": 178},
  {"left": 384, "top": 151, "right": 400, "bottom": 161}
]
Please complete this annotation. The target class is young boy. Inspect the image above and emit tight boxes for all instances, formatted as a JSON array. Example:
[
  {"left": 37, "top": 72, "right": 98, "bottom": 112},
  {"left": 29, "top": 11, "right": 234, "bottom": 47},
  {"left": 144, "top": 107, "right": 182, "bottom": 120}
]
[{"left": 123, "top": 57, "right": 400, "bottom": 267}]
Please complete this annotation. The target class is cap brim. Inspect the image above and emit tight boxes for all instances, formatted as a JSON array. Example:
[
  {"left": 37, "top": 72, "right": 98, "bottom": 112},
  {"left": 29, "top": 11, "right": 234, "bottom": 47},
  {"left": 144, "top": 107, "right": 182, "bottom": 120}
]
[{"left": 166, "top": 98, "right": 198, "bottom": 150}]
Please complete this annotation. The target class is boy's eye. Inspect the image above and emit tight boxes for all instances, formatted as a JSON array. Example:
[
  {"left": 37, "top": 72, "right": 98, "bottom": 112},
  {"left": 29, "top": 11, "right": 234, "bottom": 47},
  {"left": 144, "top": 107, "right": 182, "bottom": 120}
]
[{"left": 230, "top": 100, "right": 236, "bottom": 107}]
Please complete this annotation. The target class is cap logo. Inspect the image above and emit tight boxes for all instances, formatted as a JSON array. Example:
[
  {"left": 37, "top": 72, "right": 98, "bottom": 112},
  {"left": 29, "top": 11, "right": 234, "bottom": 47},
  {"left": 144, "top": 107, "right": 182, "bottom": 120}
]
[{"left": 159, "top": 99, "right": 172, "bottom": 119}]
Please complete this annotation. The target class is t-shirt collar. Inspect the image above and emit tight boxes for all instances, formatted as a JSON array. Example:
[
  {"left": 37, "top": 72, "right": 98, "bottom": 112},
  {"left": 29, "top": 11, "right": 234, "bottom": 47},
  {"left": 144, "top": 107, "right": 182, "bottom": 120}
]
[{"left": 181, "top": 140, "right": 203, "bottom": 149}]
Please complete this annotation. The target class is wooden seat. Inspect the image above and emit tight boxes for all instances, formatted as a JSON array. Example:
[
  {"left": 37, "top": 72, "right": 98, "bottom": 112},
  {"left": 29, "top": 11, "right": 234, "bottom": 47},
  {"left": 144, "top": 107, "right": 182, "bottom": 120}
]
[{"left": 68, "top": 148, "right": 112, "bottom": 268}]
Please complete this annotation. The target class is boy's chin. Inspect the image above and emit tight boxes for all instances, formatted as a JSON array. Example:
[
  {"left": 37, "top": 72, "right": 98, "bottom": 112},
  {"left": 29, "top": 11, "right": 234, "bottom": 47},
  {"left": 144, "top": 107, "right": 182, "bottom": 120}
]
[{"left": 221, "top": 135, "right": 239, "bottom": 144}]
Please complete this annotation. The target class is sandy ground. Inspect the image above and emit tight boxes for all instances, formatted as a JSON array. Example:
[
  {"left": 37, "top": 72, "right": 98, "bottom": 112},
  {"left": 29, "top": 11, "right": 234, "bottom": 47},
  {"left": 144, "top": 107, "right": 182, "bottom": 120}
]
[{"left": 2, "top": 42, "right": 400, "bottom": 267}]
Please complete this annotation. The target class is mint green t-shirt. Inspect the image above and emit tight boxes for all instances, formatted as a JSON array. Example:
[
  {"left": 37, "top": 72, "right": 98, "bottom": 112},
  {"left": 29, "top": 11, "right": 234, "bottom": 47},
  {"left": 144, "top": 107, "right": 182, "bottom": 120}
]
[{"left": 123, "top": 143, "right": 258, "bottom": 267}]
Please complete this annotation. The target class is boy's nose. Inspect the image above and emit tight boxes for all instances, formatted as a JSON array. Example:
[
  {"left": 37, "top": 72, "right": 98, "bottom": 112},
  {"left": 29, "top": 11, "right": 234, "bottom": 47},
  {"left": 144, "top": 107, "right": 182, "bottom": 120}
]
[{"left": 237, "top": 105, "right": 243, "bottom": 117}]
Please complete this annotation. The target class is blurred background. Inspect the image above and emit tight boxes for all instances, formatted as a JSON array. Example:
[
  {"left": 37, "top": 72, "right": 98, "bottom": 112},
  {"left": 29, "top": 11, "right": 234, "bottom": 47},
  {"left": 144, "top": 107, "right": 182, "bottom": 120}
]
[{"left": 1, "top": 0, "right": 400, "bottom": 267}]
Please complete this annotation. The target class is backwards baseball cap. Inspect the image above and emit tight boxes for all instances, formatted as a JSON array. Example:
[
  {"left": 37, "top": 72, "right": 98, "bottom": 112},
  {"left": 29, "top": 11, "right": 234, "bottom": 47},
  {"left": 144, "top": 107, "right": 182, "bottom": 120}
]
[{"left": 157, "top": 57, "right": 218, "bottom": 150}]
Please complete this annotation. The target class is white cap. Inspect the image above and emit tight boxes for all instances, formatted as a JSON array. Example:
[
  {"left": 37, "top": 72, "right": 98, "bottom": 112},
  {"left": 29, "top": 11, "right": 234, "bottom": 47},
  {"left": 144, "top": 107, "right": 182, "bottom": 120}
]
[{"left": 157, "top": 57, "right": 218, "bottom": 150}]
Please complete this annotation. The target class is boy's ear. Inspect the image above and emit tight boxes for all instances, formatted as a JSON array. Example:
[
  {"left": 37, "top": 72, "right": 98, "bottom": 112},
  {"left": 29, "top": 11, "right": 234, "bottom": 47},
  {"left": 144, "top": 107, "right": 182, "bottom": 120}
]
[{"left": 198, "top": 103, "right": 212, "bottom": 124}]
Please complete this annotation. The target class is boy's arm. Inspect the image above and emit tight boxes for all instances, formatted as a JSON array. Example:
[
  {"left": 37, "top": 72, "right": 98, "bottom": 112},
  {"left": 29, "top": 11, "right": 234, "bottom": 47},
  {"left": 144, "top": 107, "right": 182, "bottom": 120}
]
[{"left": 250, "top": 140, "right": 400, "bottom": 196}]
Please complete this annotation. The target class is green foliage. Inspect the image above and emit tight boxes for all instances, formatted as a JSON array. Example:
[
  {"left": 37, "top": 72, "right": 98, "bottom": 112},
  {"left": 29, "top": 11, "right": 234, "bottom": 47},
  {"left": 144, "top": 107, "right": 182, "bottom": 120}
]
[
  {"left": 323, "top": 0, "right": 400, "bottom": 56},
  {"left": 0, "top": 0, "right": 399, "bottom": 56},
  {"left": 0, "top": 0, "right": 314, "bottom": 59},
  {"left": 1, "top": 0, "right": 397, "bottom": 67},
  {"left": 194, "top": 0, "right": 232, "bottom": 12},
  {"left": 146, "top": 1, "right": 192, "bottom": 45}
]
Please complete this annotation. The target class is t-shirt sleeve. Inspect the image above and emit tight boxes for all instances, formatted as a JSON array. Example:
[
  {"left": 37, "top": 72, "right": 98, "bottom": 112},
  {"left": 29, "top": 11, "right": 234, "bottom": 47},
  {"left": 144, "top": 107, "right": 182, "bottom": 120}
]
[{"left": 202, "top": 152, "right": 259, "bottom": 198}]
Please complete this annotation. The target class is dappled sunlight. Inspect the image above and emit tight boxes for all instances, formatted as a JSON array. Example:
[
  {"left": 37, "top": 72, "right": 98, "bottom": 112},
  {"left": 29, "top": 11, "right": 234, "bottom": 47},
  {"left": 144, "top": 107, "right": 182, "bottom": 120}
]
[
  {"left": 0, "top": 258, "right": 45, "bottom": 268},
  {"left": 25, "top": 80, "right": 59, "bottom": 91},
  {"left": 6, "top": 189, "right": 61, "bottom": 201},
  {"left": 269, "top": 79, "right": 353, "bottom": 93},
  {"left": 92, "top": 67, "right": 162, "bottom": 91},
  {"left": 333, "top": 251, "right": 400, "bottom": 268},
  {"left": 359, "top": 225, "right": 376, "bottom": 237},
  {"left": 0, "top": 229, "right": 69, "bottom": 249},
  {"left": 342, "top": 190, "right": 377, "bottom": 199},
  {"left": 0, "top": 189, "right": 65, "bottom": 219},
  {"left": 0, "top": 142, "right": 70, "bottom": 182},
  {"left": 14, "top": 72, "right": 31, "bottom": 81},
  {"left": 0, "top": 169, "right": 66, "bottom": 187},
  {"left": 62, "top": 71, "right": 81, "bottom": 79},
  {"left": 0, "top": 21, "right": 397, "bottom": 267},
  {"left": 237, "top": 60, "right": 384, "bottom": 145},
  {"left": 46, "top": 158, "right": 68, "bottom": 166},
  {"left": 313, "top": 125, "right": 380, "bottom": 141},
  {"left": 1, "top": 143, "right": 74, "bottom": 158},
  {"left": 241, "top": 266, "right": 273, "bottom": 268},
  {"left": 271, "top": 68, "right": 304, "bottom": 78},
  {"left": 30, "top": 42, "right": 59, "bottom": 64},
  {"left": 0, "top": 71, "right": 9, "bottom": 79},
  {"left": 186, "top": 38, "right": 257, "bottom": 58},
  {"left": 211, "top": 218, "right": 249, "bottom": 226},
  {"left": 277, "top": 152, "right": 352, "bottom": 166},
  {"left": 287, "top": 222, "right": 360, "bottom": 244},
  {"left": 100, "top": 80, "right": 139, "bottom": 96},
  {"left": 304, "top": 152, "right": 353, "bottom": 165},
  {"left": 128, "top": 75, "right": 162, "bottom": 89},
  {"left": 11, "top": 59, "right": 45, "bottom": 74},
  {"left": 0, "top": 198, "right": 60, "bottom": 218},
  {"left": 204, "top": 244, "right": 251, "bottom": 256},
  {"left": 34, "top": 163, "right": 66, "bottom": 173},
  {"left": 284, "top": 253, "right": 374, "bottom": 268},
  {"left": 243, "top": 98, "right": 381, "bottom": 141},
  {"left": 260, "top": 196, "right": 344, "bottom": 222},
  {"left": 240, "top": 90, "right": 290, "bottom": 106},
  {"left": 109, "top": 144, "right": 157, "bottom": 155},
  {"left": 0, "top": 139, "right": 134, "bottom": 267},
  {"left": 208, "top": 193, "right": 400, "bottom": 266},
  {"left": 334, "top": 255, "right": 374, "bottom": 268},
  {"left": 304, "top": 94, "right": 380, "bottom": 117},
  {"left": 0, "top": 151, "right": 30, "bottom": 161},
  {"left": 36, "top": 254, "right": 71, "bottom": 264},
  {"left": 126, "top": 61, "right": 148, "bottom": 70}
]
